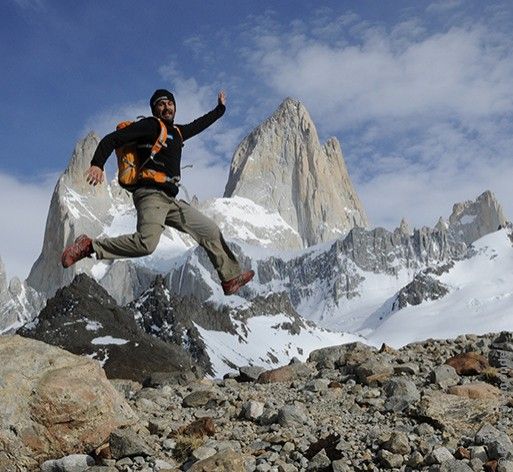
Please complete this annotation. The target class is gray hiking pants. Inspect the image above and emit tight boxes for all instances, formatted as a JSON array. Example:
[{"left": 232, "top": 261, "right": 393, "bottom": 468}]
[{"left": 92, "top": 188, "right": 241, "bottom": 282}]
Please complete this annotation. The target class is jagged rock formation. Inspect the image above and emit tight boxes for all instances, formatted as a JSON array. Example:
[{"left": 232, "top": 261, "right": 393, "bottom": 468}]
[
  {"left": 128, "top": 276, "right": 235, "bottom": 375},
  {"left": 162, "top": 191, "right": 506, "bottom": 334},
  {"left": 19, "top": 274, "right": 202, "bottom": 383},
  {"left": 0, "top": 255, "right": 44, "bottom": 334},
  {"left": 224, "top": 98, "right": 369, "bottom": 247},
  {"left": 128, "top": 275, "right": 355, "bottom": 377},
  {"left": 26, "top": 133, "right": 114, "bottom": 297},
  {"left": 391, "top": 270, "right": 451, "bottom": 311},
  {"left": 448, "top": 190, "right": 507, "bottom": 245}
]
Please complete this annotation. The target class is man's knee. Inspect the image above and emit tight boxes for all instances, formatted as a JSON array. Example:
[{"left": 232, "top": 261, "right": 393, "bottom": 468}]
[{"left": 135, "top": 233, "right": 160, "bottom": 256}]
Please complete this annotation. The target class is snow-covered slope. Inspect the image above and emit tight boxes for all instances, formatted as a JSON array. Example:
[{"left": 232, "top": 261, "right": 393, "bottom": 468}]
[{"left": 365, "top": 228, "right": 513, "bottom": 347}]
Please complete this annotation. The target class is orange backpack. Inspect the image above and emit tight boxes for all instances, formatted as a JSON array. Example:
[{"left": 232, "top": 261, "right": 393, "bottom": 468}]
[{"left": 115, "top": 117, "right": 183, "bottom": 188}]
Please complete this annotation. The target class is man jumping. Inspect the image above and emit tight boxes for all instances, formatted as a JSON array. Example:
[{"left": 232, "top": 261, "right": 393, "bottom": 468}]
[{"left": 61, "top": 89, "right": 254, "bottom": 296}]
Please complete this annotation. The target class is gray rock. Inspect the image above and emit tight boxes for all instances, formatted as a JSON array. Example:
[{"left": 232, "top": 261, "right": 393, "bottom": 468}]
[
  {"left": 430, "top": 364, "right": 460, "bottom": 388},
  {"left": 489, "top": 349, "right": 513, "bottom": 369},
  {"left": 109, "top": 428, "right": 152, "bottom": 459},
  {"left": 241, "top": 400, "right": 265, "bottom": 420},
  {"left": 426, "top": 447, "right": 454, "bottom": 465},
  {"left": 41, "top": 455, "right": 95, "bottom": 472},
  {"left": 192, "top": 446, "right": 217, "bottom": 461},
  {"left": 182, "top": 390, "right": 215, "bottom": 408},
  {"left": 239, "top": 366, "right": 266, "bottom": 381},
  {"left": 307, "top": 449, "right": 331, "bottom": 470},
  {"left": 498, "top": 460, "right": 513, "bottom": 472},
  {"left": 277, "top": 404, "right": 308, "bottom": 427},
  {"left": 438, "top": 459, "right": 473, "bottom": 472},
  {"left": 383, "top": 377, "right": 420, "bottom": 411},
  {"left": 475, "top": 423, "right": 513, "bottom": 459},
  {"left": 304, "top": 379, "right": 331, "bottom": 392},
  {"left": 377, "top": 449, "right": 403, "bottom": 468},
  {"left": 469, "top": 445, "right": 488, "bottom": 462},
  {"left": 383, "top": 431, "right": 411, "bottom": 455},
  {"left": 355, "top": 358, "right": 394, "bottom": 386}
]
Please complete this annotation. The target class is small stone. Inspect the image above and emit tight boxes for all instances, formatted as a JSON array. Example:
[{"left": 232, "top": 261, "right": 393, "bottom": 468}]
[
  {"left": 304, "top": 379, "right": 331, "bottom": 392},
  {"left": 241, "top": 400, "right": 265, "bottom": 420},
  {"left": 497, "top": 460, "right": 513, "bottom": 472},
  {"left": 426, "top": 447, "right": 454, "bottom": 465},
  {"left": 439, "top": 459, "right": 474, "bottom": 471},
  {"left": 277, "top": 405, "right": 308, "bottom": 427},
  {"left": 182, "top": 390, "right": 215, "bottom": 407},
  {"left": 383, "top": 431, "right": 411, "bottom": 455},
  {"left": 110, "top": 428, "right": 152, "bottom": 459},
  {"left": 377, "top": 449, "right": 403, "bottom": 468},
  {"left": 239, "top": 365, "right": 266, "bottom": 381},
  {"left": 430, "top": 364, "right": 459, "bottom": 388},
  {"left": 470, "top": 445, "right": 489, "bottom": 462},
  {"left": 192, "top": 446, "right": 217, "bottom": 461},
  {"left": 307, "top": 449, "right": 331, "bottom": 470},
  {"left": 162, "top": 438, "right": 176, "bottom": 450}
]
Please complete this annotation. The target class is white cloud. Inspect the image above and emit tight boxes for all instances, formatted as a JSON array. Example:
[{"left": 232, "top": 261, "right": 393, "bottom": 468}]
[
  {"left": 238, "top": 12, "right": 513, "bottom": 229},
  {"left": 0, "top": 173, "right": 55, "bottom": 280}
]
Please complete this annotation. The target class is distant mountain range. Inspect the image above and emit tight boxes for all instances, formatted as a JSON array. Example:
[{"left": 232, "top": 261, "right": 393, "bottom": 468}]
[{"left": 1, "top": 98, "right": 511, "bottom": 377}]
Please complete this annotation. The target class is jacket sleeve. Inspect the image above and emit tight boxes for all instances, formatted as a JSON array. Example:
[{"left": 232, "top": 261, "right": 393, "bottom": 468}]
[
  {"left": 177, "top": 104, "right": 226, "bottom": 142},
  {"left": 90, "top": 118, "right": 160, "bottom": 169}
]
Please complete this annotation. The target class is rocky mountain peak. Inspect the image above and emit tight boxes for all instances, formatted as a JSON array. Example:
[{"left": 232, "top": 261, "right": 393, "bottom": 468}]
[
  {"left": 20, "top": 274, "right": 201, "bottom": 382},
  {"left": 448, "top": 190, "right": 507, "bottom": 245},
  {"left": 26, "top": 132, "right": 131, "bottom": 298},
  {"left": 62, "top": 132, "right": 108, "bottom": 196},
  {"left": 223, "top": 98, "right": 368, "bottom": 247}
]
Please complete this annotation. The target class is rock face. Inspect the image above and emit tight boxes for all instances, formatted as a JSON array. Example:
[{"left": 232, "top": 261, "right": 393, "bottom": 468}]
[
  {"left": 223, "top": 98, "right": 369, "bottom": 246},
  {"left": 0, "top": 335, "right": 136, "bottom": 470},
  {"left": 19, "top": 274, "right": 202, "bottom": 383},
  {"left": 26, "top": 133, "right": 113, "bottom": 298},
  {"left": 128, "top": 276, "right": 355, "bottom": 377},
  {"left": 449, "top": 190, "right": 507, "bottom": 246},
  {"left": 0, "top": 255, "right": 44, "bottom": 334}
]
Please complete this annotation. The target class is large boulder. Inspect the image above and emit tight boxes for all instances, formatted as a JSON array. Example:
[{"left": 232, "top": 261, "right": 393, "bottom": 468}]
[{"left": 0, "top": 335, "right": 136, "bottom": 470}]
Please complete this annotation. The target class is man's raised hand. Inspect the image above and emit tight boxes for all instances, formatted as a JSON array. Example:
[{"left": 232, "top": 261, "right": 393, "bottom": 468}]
[
  {"left": 218, "top": 90, "right": 226, "bottom": 106},
  {"left": 86, "top": 165, "right": 104, "bottom": 186}
]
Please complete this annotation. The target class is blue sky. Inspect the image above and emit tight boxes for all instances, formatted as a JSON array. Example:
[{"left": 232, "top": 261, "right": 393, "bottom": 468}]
[{"left": 2, "top": 0, "right": 513, "bottom": 279}]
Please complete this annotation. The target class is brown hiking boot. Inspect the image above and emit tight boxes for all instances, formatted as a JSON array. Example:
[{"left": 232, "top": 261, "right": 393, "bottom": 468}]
[
  {"left": 222, "top": 270, "right": 255, "bottom": 296},
  {"left": 61, "top": 234, "right": 93, "bottom": 268}
]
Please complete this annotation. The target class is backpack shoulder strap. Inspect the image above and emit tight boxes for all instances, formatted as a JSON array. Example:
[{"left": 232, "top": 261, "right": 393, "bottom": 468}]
[
  {"left": 149, "top": 118, "right": 168, "bottom": 159},
  {"left": 173, "top": 125, "right": 184, "bottom": 144}
]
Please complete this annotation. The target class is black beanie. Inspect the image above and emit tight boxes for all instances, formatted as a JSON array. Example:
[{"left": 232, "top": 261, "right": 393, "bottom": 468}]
[{"left": 150, "top": 89, "right": 176, "bottom": 112}]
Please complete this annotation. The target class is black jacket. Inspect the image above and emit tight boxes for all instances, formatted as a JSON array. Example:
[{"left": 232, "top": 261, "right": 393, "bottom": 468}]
[{"left": 91, "top": 103, "right": 225, "bottom": 196}]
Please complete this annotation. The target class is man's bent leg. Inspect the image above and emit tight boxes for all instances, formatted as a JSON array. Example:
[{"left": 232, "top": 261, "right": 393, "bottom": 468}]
[
  {"left": 166, "top": 199, "right": 241, "bottom": 282},
  {"left": 93, "top": 189, "right": 169, "bottom": 260}
]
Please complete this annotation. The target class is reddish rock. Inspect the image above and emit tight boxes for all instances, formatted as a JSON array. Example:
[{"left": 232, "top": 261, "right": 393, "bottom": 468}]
[
  {"left": 179, "top": 417, "right": 216, "bottom": 438},
  {"left": 455, "top": 446, "right": 471, "bottom": 460},
  {"left": 257, "top": 363, "right": 314, "bottom": 383},
  {"left": 448, "top": 382, "right": 502, "bottom": 400},
  {"left": 484, "top": 459, "right": 498, "bottom": 472},
  {"left": 445, "top": 352, "right": 489, "bottom": 375}
]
